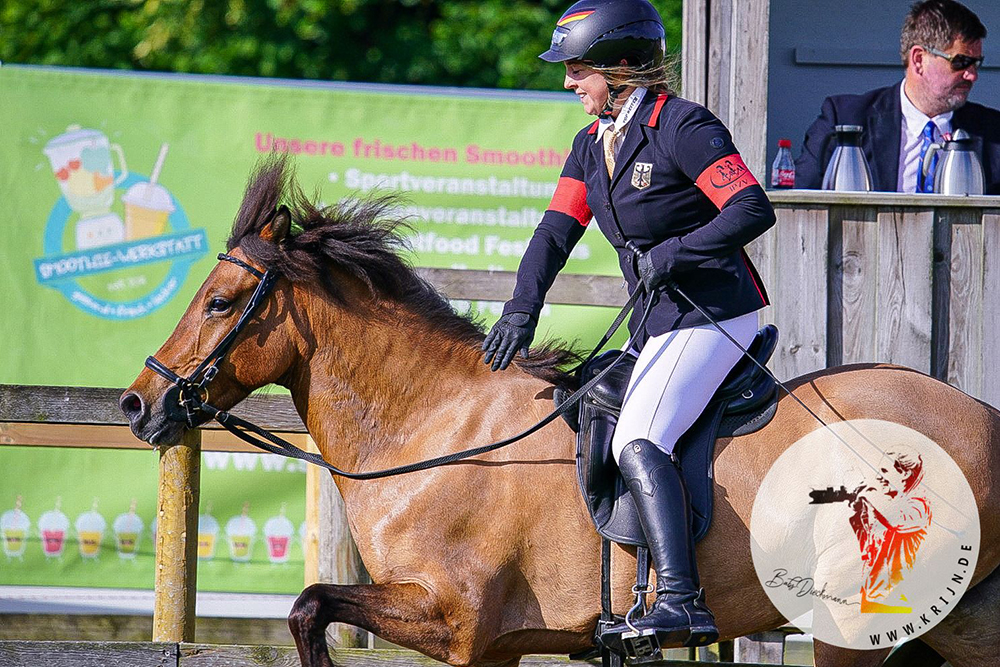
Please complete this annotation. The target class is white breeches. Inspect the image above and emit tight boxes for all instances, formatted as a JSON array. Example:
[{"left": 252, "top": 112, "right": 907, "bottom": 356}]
[{"left": 611, "top": 311, "right": 760, "bottom": 461}]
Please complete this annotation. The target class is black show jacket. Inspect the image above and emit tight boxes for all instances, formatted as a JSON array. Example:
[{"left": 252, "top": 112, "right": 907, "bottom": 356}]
[{"left": 504, "top": 91, "right": 776, "bottom": 344}]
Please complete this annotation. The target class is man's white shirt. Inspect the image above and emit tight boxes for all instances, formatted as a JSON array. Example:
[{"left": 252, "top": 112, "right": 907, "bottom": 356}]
[{"left": 898, "top": 80, "right": 953, "bottom": 192}]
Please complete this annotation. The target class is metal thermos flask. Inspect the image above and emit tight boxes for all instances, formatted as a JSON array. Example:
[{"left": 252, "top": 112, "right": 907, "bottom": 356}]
[
  {"left": 921, "top": 129, "right": 984, "bottom": 195},
  {"left": 822, "top": 125, "right": 873, "bottom": 192}
]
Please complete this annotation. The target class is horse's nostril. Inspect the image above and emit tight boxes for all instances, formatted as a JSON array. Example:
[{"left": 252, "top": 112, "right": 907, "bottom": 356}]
[{"left": 120, "top": 392, "right": 144, "bottom": 420}]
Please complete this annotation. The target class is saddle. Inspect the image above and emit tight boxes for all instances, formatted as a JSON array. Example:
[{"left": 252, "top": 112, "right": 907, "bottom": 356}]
[{"left": 567, "top": 324, "right": 780, "bottom": 546}]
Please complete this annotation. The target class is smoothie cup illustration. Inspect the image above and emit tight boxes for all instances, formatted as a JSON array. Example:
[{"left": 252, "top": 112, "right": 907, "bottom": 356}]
[
  {"left": 122, "top": 143, "right": 175, "bottom": 240},
  {"left": 42, "top": 125, "right": 128, "bottom": 249},
  {"left": 225, "top": 502, "right": 256, "bottom": 563},
  {"left": 198, "top": 504, "right": 220, "bottom": 561},
  {"left": 1, "top": 497, "right": 31, "bottom": 559},
  {"left": 112, "top": 499, "right": 143, "bottom": 559},
  {"left": 38, "top": 498, "right": 70, "bottom": 558},
  {"left": 263, "top": 504, "right": 294, "bottom": 564},
  {"left": 75, "top": 499, "right": 106, "bottom": 559}
]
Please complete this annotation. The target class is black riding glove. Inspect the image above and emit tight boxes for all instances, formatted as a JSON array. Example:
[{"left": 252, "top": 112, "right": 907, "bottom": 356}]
[
  {"left": 636, "top": 250, "right": 670, "bottom": 293},
  {"left": 482, "top": 312, "right": 537, "bottom": 372}
]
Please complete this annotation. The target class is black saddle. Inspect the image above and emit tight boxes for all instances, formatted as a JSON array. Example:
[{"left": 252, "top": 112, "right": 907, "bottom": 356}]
[{"left": 569, "top": 324, "right": 780, "bottom": 545}]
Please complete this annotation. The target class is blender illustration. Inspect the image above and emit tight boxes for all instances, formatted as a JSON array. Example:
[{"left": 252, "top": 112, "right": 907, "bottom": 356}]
[
  {"left": 225, "top": 502, "right": 257, "bottom": 563},
  {"left": 122, "top": 143, "right": 176, "bottom": 240},
  {"left": 198, "top": 504, "right": 220, "bottom": 561},
  {"left": 38, "top": 497, "right": 70, "bottom": 558},
  {"left": 75, "top": 498, "right": 107, "bottom": 559},
  {"left": 1, "top": 497, "right": 31, "bottom": 559},
  {"left": 263, "top": 504, "right": 294, "bottom": 564},
  {"left": 42, "top": 125, "right": 128, "bottom": 250},
  {"left": 112, "top": 499, "right": 143, "bottom": 559}
]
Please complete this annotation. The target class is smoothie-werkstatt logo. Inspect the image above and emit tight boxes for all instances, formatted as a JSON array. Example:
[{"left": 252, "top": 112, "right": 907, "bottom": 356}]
[
  {"left": 750, "top": 419, "right": 980, "bottom": 650},
  {"left": 33, "top": 125, "right": 207, "bottom": 320}
]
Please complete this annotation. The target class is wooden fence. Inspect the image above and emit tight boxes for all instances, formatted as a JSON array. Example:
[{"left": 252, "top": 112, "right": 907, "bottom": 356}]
[
  {"left": 759, "top": 191, "right": 1000, "bottom": 407},
  {"left": 0, "top": 643, "right": 791, "bottom": 667}
]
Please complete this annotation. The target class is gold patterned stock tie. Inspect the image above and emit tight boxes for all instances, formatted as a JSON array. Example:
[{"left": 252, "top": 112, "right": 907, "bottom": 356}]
[{"left": 603, "top": 124, "right": 619, "bottom": 177}]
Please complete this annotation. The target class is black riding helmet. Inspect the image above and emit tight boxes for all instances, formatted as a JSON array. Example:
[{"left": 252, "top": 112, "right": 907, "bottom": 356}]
[{"left": 539, "top": 0, "right": 666, "bottom": 70}]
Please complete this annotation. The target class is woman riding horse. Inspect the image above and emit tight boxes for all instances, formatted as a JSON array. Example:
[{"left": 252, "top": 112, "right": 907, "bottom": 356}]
[{"left": 482, "top": 0, "right": 776, "bottom": 648}]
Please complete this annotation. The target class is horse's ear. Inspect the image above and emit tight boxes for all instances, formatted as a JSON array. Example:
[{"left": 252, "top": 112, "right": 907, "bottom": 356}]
[{"left": 261, "top": 205, "right": 292, "bottom": 243}]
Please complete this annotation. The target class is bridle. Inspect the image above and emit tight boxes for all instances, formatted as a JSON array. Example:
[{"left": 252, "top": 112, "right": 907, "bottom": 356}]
[
  {"left": 141, "top": 251, "right": 652, "bottom": 480},
  {"left": 145, "top": 253, "right": 279, "bottom": 426}
]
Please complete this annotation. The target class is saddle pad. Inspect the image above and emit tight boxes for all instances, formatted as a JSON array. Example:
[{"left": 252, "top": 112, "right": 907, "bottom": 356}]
[
  {"left": 575, "top": 325, "right": 780, "bottom": 546},
  {"left": 591, "top": 393, "right": 778, "bottom": 545}
]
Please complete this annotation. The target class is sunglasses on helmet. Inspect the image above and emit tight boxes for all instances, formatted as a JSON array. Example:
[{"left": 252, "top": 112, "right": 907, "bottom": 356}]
[{"left": 922, "top": 45, "right": 984, "bottom": 71}]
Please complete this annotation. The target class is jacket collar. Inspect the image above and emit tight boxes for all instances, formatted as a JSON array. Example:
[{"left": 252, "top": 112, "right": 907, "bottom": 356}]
[
  {"left": 866, "top": 82, "right": 903, "bottom": 191},
  {"left": 610, "top": 91, "right": 669, "bottom": 186},
  {"left": 585, "top": 90, "right": 669, "bottom": 135}
]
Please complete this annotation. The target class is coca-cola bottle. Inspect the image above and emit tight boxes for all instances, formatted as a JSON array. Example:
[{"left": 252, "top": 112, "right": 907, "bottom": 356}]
[{"left": 771, "top": 139, "right": 795, "bottom": 188}]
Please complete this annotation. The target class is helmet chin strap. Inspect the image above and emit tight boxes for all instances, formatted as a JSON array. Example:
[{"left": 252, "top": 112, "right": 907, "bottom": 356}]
[{"left": 599, "top": 82, "right": 628, "bottom": 119}]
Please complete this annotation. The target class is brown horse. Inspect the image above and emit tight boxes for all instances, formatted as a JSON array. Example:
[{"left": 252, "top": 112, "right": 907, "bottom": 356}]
[{"left": 122, "top": 161, "right": 1000, "bottom": 667}]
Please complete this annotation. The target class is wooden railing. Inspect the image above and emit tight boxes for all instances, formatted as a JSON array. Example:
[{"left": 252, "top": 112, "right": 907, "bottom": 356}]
[
  {"left": 756, "top": 190, "right": 1000, "bottom": 406},
  {"left": 0, "top": 386, "right": 310, "bottom": 643},
  {"left": 0, "top": 643, "right": 793, "bottom": 667}
]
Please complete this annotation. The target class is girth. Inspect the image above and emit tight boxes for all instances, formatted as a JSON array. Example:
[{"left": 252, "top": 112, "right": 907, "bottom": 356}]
[{"left": 572, "top": 324, "right": 780, "bottom": 545}]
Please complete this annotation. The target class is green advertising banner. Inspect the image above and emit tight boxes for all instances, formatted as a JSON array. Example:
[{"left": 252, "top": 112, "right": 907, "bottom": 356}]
[{"left": 0, "top": 65, "right": 622, "bottom": 597}]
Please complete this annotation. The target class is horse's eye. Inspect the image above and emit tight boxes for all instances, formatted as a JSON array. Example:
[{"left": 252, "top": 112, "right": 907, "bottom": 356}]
[{"left": 208, "top": 297, "right": 232, "bottom": 313}]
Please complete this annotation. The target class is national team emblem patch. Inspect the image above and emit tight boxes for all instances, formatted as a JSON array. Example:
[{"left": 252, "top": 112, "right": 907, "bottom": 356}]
[{"left": 631, "top": 162, "right": 653, "bottom": 189}]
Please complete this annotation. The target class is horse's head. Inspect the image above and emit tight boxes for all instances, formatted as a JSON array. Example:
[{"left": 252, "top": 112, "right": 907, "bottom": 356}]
[{"left": 120, "top": 205, "right": 297, "bottom": 446}]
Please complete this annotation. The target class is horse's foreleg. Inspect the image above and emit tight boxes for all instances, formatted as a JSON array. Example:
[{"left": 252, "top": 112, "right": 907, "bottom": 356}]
[{"left": 288, "top": 582, "right": 454, "bottom": 667}]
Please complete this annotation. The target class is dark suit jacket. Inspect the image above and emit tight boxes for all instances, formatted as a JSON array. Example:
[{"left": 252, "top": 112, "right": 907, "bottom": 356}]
[{"left": 795, "top": 82, "right": 1000, "bottom": 194}]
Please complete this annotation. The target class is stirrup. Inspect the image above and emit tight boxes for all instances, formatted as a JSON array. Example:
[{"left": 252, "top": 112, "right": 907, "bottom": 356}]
[
  {"left": 621, "top": 628, "right": 661, "bottom": 664},
  {"left": 621, "top": 582, "right": 661, "bottom": 664}
]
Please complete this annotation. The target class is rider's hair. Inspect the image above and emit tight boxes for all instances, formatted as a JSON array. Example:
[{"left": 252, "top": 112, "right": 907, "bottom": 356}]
[
  {"left": 591, "top": 56, "right": 678, "bottom": 96},
  {"left": 900, "top": 0, "right": 986, "bottom": 66}
]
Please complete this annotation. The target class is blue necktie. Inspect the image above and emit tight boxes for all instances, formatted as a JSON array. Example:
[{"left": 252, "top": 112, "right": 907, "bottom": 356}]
[{"left": 917, "top": 121, "right": 939, "bottom": 193}]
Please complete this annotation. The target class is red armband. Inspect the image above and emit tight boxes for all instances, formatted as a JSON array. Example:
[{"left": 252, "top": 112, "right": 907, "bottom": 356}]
[
  {"left": 548, "top": 176, "right": 592, "bottom": 226},
  {"left": 694, "top": 153, "right": 759, "bottom": 209}
]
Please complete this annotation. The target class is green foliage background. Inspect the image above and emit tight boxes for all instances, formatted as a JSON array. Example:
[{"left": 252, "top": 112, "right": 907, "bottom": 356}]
[{"left": 0, "top": 0, "right": 682, "bottom": 90}]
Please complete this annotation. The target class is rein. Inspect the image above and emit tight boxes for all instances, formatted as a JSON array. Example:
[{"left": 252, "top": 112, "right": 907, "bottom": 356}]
[{"left": 145, "top": 253, "right": 650, "bottom": 480}]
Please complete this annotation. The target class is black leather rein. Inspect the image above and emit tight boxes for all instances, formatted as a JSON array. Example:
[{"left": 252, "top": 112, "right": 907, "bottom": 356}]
[{"left": 145, "top": 253, "right": 650, "bottom": 481}]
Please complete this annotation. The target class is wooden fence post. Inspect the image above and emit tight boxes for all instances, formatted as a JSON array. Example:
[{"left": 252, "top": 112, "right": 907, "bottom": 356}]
[
  {"left": 319, "top": 462, "right": 369, "bottom": 648},
  {"left": 735, "top": 630, "right": 786, "bottom": 664},
  {"left": 304, "top": 436, "right": 321, "bottom": 587},
  {"left": 152, "top": 428, "right": 201, "bottom": 642}
]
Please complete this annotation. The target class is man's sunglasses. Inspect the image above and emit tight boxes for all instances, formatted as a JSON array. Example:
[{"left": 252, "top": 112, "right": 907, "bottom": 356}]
[{"left": 923, "top": 45, "right": 985, "bottom": 71}]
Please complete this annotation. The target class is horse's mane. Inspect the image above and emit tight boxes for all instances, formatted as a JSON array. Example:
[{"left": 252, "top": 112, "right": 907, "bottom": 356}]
[{"left": 227, "top": 157, "right": 579, "bottom": 386}]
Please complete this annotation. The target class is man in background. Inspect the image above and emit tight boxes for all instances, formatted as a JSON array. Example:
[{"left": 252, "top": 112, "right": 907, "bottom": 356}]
[{"left": 795, "top": 0, "right": 1000, "bottom": 193}]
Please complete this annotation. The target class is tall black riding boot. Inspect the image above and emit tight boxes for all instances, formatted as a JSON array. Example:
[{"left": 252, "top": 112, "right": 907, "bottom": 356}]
[{"left": 604, "top": 438, "right": 719, "bottom": 650}]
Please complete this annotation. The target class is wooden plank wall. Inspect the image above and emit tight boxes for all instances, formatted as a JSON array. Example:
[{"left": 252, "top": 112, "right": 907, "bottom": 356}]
[
  {"left": 682, "top": 0, "right": 771, "bottom": 183},
  {"left": 756, "top": 196, "right": 1000, "bottom": 406}
]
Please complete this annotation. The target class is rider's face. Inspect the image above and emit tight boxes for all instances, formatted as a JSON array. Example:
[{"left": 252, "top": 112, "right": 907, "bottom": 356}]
[{"left": 564, "top": 61, "right": 608, "bottom": 116}]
